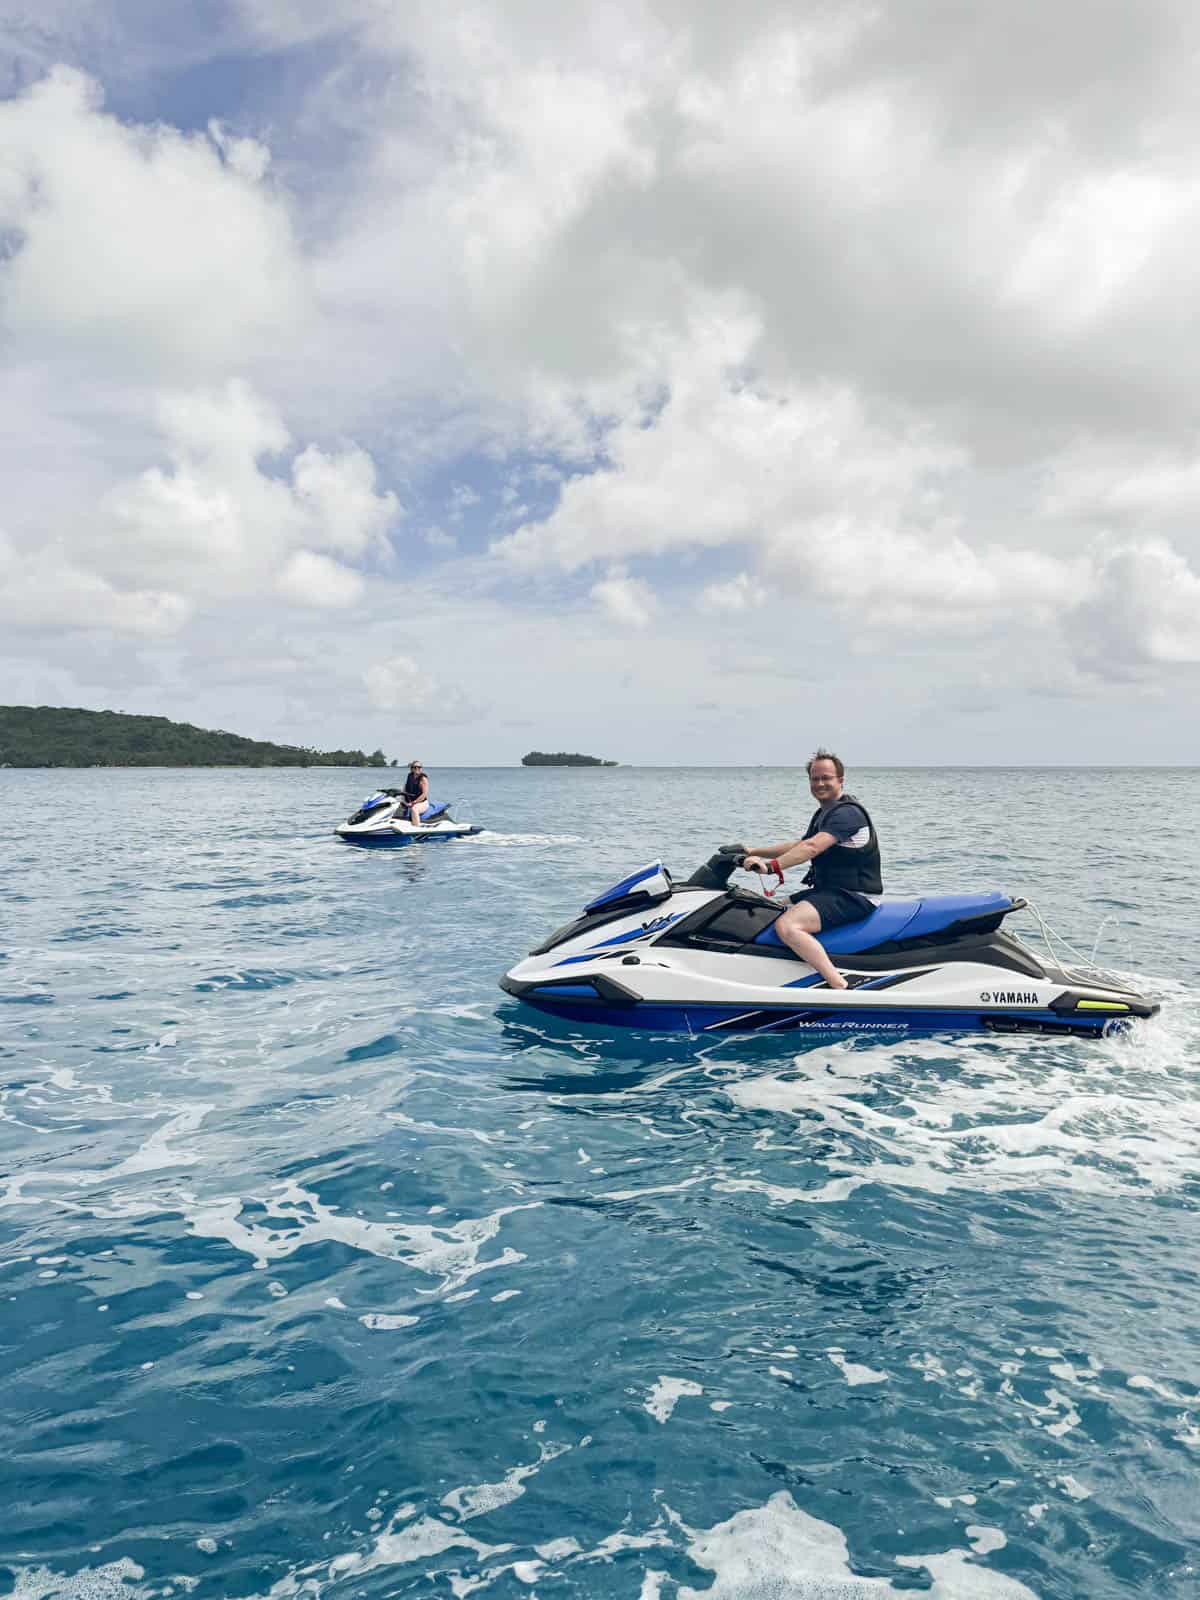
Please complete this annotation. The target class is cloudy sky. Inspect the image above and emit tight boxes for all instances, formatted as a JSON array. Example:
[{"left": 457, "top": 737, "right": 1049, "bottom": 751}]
[{"left": 3, "top": 1, "right": 1200, "bottom": 764}]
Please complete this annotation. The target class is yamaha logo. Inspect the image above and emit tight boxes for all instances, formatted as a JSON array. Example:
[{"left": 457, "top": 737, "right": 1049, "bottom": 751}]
[
  {"left": 983, "top": 990, "right": 1039, "bottom": 1005},
  {"left": 980, "top": 991, "right": 991, "bottom": 1002}
]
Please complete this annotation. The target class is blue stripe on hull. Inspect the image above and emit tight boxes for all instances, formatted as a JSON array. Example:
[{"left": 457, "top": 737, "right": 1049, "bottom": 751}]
[
  {"left": 337, "top": 831, "right": 472, "bottom": 846},
  {"left": 511, "top": 995, "right": 1111, "bottom": 1037}
]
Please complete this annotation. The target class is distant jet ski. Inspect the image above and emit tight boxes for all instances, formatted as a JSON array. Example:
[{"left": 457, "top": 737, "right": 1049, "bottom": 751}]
[
  {"left": 500, "top": 847, "right": 1158, "bottom": 1037},
  {"left": 336, "top": 788, "right": 482, "bottom": 845}
]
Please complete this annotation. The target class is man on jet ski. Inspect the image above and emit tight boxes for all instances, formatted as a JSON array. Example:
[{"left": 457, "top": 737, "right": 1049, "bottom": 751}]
[
  {"left": 403, "top": 759, "right": 430, "bottom": 826},
  {"left": 741, "top": 750, "right": 881, "bottom": 990}
]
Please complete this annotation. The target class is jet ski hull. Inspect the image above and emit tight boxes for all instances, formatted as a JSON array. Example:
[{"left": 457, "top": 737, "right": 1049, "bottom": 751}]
[
  {"left": 499, "top": 979, "right": 1134, "bottom": 1036},
  {"left": 501, "top": 860, "right": 1158, "bottom": 1038},
  {"left": 337, "top": 820, "right": 482, "bottom": 845}
]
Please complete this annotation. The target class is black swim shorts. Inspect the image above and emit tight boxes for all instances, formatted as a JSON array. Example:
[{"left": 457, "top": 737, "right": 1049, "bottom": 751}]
[{"left": 788, "top": 888, "right": 875, "bottom": 930}]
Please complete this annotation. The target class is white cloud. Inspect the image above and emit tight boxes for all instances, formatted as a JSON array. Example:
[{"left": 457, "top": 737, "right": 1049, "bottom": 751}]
[
  {"left": 0, "top": 380, "right": 395, "bottom": 638},
  {"left": 0, "top": 67, "right": 308, "bottom": 375},
  {"left": 292, "top": 444, "right": 400, "bottom": 556},
  {"left": 9, "top": 4, "right": 1200, "bottom": 756},
  {"left": 766, "top": 518, "right": 1085, "bottom": 633},
  {"left": 277, "top": 551, "right": 364, "bottom": 609},
  {"left": 591, "top": 570, "right": 658, "bottom": 628},
  {"left": 97, "top": 380, "right": 394, "bottom": 611},
  {"left": 492, "top": 298, "right": 954, "bottom": 572},
  {"left": 422, "top": 525, "right": 457, "bottom": 550},
  {"left": 699, "top": 574, "right": 769, "bottom": 613},
  {"left": 0, "top": 529, "right": 190, "bottom": 637},
  {"left": 1067, "top": 540, "right": 1200, "bottom": 679},
  {"left": 362, "top": 655, "right": 483, "bottom": 723},
  {"left": 1001, "top": 167, "right": 1196, "bottom": 330},
  {"left": 447, "top": 484, "right": 482, "bottom": 521},
  {"left": 1043, "top": 446, "right": 1200, "bottom": 526}
]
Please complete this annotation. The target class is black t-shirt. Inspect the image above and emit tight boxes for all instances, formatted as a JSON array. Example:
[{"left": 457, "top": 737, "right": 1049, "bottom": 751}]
[{"left": 815, "top": 802, "right": 870, "bottom": 847}]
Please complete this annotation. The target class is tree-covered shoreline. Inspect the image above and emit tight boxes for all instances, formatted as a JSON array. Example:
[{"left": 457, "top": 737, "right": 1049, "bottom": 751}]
[
  {"left": 0, "top": 707, "right": 390, "bottom": 768},
  {"left": 521, "top": 751, "right": 618, "bottom": 767}
]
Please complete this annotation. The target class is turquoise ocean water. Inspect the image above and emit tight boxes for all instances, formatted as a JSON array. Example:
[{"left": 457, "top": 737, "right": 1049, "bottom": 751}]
[{"left": 1, "top": 765, "right": 1198, "bottom": 1598}]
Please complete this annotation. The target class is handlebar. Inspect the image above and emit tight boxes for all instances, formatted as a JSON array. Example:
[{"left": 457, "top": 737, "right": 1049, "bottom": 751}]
[{"left": 682, "top": 846, "right": 785, "bottom": 896}]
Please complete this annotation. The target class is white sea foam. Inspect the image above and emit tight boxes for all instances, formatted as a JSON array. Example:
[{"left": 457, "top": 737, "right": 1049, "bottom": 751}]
[
  {"left": 1042, "top": 1390, "right": 1082, "bottom": 1438},
  {"left": 290, "top": 1437, "right": 599, "bottom": 1591},
  {"left": 462, "top": 832, "right": 585, "bottom": 847},
  {"left": 441, "top": 1441, "right": 571, "bottom": 1520},
  {"left": 674, "top": 1492, "right": 1038, "bottom": 1598},
  {"left": 721, "top": 999, "right": 1200, "bottom": 1199},
  {"left": 896, "top": 1548, "right": 1039, "bottom": 1597},
  {"left": 603, "top": 1175, "right": 708, "bottom": 1201},
  {"left": 237, "top": 1477, "right": 1039, "bottom": 1599},
  {"left": 676, "top": 1492, "right": 893, "bottom": 1597},
  {"left": 645, "top": 1376, "right": 703, "bottom": 1423},
  {"left": 105, "top": 1102, "right": 213, "bottom": 1178},
  {"left": 965, "top": 1527, "right": 1007, "bottom": 1555},
  {"left": 715, "top": 1174, "right": 869, "bottom": 1206},
  {"left": 1047, "top": 1359, "right": 1102, "bottom": 1388},
  {"left": 0, "top": 1090, "right": 215, "bottom": 1205},
  {"left": 1052, "top": 1475, "right": 1092, "bottom": 1500},
  {"left": 359, "top": 1313, "right": 418, "bottom": 1330},
  {"left": 534, "top": 1537, "right": 583, "bottom": 1560},
  {"left": 1127, "top": 1373, "right": 1188, "bottom": 1402},
  {"left": 828, "top": 1349, "right": 889, "bottom": 1386},
  {"left": 911, "top": 1343, "right": 1097, "bottom": 1444},
  {"left": 7, "top": 1559, "right": 150, "bottom": 1599},
  {"left": 388, "top": 1110, "right": 497, "bottom": 1146},
  {"left": 181, "top": 1181, "right": 537, "bottom": 1292},
  {"left": 911, "top": 1352, "right": 948, "bottom": 1381},
  {"left": 325, "top": 1513, "right": 506, "bottom": 1582}
]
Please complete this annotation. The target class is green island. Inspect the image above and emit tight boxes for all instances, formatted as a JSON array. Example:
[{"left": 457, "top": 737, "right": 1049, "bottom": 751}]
[
  {"left": 521, "top": 750, "right": 618, "bottom": 767},
  {"left": 0, "top": 706, "right": 391, "bottom": 768}
]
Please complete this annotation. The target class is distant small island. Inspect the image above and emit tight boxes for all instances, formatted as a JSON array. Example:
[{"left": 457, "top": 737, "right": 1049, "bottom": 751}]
[
  {"left": 521, "top": 751, "right": 618, "bottom": 767},
  {"left": 0, "top": 706, "right": 392, "bottom": 769}
]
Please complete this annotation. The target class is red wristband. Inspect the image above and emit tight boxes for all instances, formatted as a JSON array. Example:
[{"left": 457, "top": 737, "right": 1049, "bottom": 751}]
[{"left": 770, "top": 859, "right": 781, "bottom": 875}]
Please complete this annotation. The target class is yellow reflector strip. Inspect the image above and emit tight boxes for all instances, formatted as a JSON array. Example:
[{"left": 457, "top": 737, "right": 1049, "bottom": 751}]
[{"left": 1076, "top": 1000, "right": 1130, "bottom": 1012}]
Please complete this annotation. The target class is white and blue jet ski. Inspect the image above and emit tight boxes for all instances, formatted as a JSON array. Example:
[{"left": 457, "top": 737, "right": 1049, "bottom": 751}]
[
  {"left": 500, "top": 847, "right": 1158, "bottom": 1037},
  {"left": 336, "top": 788, "right": 482, "bottom": 846}
]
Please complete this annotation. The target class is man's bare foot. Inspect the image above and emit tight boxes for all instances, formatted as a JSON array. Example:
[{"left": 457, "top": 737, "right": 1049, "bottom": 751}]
[{"left": 827, "top": 974, "right": 848, "bottom": 990}]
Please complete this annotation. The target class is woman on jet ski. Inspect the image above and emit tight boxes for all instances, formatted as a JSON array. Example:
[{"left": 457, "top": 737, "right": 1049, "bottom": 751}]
[
  {"left": 403, "top": 759, "right": 430, "bottom": 825},
  {"left": 741, "top": 749, "right": 882, "bottom": 990}
]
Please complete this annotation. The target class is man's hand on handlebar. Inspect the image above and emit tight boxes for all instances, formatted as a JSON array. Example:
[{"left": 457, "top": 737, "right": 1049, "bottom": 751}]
[{"left": 740, "top": 855, "right": 769, "bottom": 874}]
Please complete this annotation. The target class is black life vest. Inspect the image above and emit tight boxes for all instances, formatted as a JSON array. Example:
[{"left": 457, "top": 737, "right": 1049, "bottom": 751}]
[
  {"left": 404, "top": 770, "right": 426, "bottom": 803},
  {"left": 802, "top": 792, "right": 883, "bottom": 896}
]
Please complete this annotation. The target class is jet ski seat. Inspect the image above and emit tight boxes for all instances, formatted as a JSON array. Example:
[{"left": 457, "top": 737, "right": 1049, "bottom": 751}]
[
  {"left": 405, "top": 799, "right": 448, "bottom": 822},
  {"left": 753, "top": 890, "right": 1018, "bottom": 956}
]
